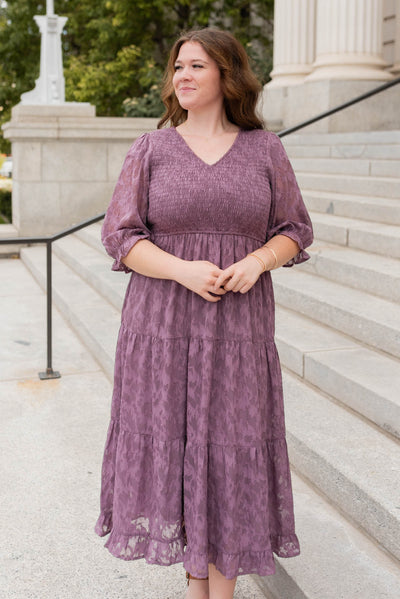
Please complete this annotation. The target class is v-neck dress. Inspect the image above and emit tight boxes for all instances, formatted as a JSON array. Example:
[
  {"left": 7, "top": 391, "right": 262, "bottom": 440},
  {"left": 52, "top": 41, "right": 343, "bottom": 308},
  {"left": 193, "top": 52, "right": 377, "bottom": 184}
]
[{"left": 95, "top": 126, "right": 313, "bottom": 580}]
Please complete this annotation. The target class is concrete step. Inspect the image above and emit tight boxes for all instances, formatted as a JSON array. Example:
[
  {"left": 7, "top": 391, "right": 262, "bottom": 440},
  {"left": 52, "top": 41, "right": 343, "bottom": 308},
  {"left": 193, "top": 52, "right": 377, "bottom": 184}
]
[
  {"left": 297, "top": 171, "right": 400, "bottom": 198},
  {"left": 304, "top": 189, "right": 400, "bottom": 225},
  {"left": 254, "top": 472, "right": 400, "bottom": 599},
  {"left": 293, "top": 156, "right": 369, "bottom": 176},
  {"left": 286, "top": 141, "right": 400, "bottom": 160},
  {"left": 291, "top": 156, "right": 400, "bottom": 178},
  {"left": 0, "top": 223, "right": 20, "bottom": 256},
  {"left": 74, "top": 221, "right": 104, "bottom": 253},
  {"left": 370, "top": 159, "right": 400, "bottom": 178},
  {"left": 284, "top": 143, "right": 332, "bottom": 158},
  {"left": 282, "top": 371, "right": 400, "bottom": 564},
  {"left": 52, "top": 234, "right": 127, "bottom": 312},
  {"left": 332, "top": 143, "right": 400, "bottom": 160},
  {"left": 272, "top": 268, "right": 400, "bottom": 359},
  {"left": 283, "top": 129, "right": 400, "bottom": 148},
  {"left": 310, "top": 211, "right": 400, "bottom": 258},
  {"left": 20, "top": 245, "right": 120, "bottom": 380},
  {"left": 275, "top": 306, "right": 400, "bottom": 440},
  {"left": 304, "top": 241, "right": 400, "bottom": 302}
]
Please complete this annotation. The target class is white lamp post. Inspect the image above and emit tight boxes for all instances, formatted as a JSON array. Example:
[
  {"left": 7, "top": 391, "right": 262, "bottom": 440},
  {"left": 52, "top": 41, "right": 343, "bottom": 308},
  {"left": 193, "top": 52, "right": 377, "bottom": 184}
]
[{"left": 20, "top": 1, "right": 68, "bottom": 104}]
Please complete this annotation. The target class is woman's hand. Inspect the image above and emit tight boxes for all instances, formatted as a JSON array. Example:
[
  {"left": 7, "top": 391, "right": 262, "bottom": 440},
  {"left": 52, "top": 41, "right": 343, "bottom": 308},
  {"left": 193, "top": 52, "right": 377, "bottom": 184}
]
[
  {"left": 213, "top": 255, "right": 264, "bottom": 294},
  {"left": 175, "top": 260, "right": 229, "bottom": 302}
]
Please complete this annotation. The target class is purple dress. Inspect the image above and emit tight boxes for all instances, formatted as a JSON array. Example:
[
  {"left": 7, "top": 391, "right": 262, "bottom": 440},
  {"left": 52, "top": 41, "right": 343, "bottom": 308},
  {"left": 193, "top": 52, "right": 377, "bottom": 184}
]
[{"left": 95, "top": 126, "right": 313, "bottom": 580}]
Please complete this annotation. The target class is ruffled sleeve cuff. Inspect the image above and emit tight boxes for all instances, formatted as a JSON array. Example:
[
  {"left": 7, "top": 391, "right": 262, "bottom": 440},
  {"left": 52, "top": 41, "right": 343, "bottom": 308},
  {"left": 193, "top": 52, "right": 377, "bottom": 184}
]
[
  {"left": 108, "top": 230, "right": 151, "bottom": 273},
  {"left": 267, "top": 221, "right": 313, "bottom": 268}
]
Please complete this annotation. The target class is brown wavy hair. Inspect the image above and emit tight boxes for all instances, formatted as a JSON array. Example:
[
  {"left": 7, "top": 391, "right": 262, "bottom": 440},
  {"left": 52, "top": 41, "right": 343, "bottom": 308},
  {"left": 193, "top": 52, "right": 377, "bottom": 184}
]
[{"left": 157, "top": 28, "right": 265, "bottom": 130}]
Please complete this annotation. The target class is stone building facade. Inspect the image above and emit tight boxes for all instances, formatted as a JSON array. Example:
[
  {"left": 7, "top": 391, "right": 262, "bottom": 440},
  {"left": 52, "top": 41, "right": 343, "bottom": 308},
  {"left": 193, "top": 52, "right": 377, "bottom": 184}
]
[{"left": 263, "top": 0, "right": 400, "bottom": 131}]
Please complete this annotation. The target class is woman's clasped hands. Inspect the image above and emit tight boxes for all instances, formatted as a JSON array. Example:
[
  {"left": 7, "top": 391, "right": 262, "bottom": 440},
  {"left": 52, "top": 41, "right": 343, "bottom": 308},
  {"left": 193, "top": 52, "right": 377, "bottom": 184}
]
[{"left": 177, "top": 255, "right": 265, "bottom": 303}]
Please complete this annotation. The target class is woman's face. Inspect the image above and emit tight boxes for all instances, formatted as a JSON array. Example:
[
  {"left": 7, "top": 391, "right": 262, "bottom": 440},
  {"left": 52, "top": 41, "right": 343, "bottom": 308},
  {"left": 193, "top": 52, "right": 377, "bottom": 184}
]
[{"left": 172, "top": 41, "right": 223, "bottom": 112}]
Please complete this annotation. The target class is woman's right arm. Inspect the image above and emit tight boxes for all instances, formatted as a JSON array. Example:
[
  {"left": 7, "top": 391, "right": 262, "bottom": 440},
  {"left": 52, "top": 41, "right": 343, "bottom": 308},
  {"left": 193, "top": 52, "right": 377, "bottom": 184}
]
[
  {"left": 122, "top": 239, "right": 227, "bottom": 303},
  {"left": 103, "top": 134, "right": 226, "bottom": 302}
]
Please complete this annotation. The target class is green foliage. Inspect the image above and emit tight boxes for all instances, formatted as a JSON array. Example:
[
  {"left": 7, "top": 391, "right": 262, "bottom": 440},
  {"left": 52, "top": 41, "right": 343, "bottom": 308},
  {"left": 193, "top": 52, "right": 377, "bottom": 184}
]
[
  {"left": 0, "top": 1, "right": 43, "bottom": 152},
  {"left": 65, "top": 44, "right": 142, "bottom": 115},
  {"left": 0, "top": 186, "right": 12, "bottom": 222},
  {"left": 123, "top": 84, "right": 164, "bottom": 118},
  {"left": 0, "top": 0, "right": 274, "bottom": 144}
]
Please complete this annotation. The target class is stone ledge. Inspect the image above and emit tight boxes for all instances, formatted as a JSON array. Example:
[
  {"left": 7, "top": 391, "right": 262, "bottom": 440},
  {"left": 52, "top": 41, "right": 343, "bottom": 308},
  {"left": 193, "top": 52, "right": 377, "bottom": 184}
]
[
  {"left": 11, "top": 102, "right": 96, "bottom": 119},
  {"left": 0, "top": 223, "right": 22, "bottom": 256},
  {"left": 3, "top": 115, "right": 159, "bottom": 141},
  {"left": 0, "top": 223, "right": 18, "bottom": 238},
  {"left": 264, "top": 80, "right": 400, "bottom": 133},
  {"left": 2, "top": 103, "right": 159, "bottom": 142}
]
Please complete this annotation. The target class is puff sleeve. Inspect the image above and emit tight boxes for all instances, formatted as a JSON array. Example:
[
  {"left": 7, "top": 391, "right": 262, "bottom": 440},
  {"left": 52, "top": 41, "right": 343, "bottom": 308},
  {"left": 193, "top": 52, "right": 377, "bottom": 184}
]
[
  {"left": 101, "top": 133, "right": 152, "bottom": 273},
  {"left": 266, "top": 133, "right": 313, "bottom": 266}
]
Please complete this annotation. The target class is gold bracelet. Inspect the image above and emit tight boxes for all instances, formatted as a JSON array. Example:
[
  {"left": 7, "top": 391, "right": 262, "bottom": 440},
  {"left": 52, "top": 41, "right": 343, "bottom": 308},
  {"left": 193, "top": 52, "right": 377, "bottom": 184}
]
[
  {"left": 264, "top": 246, "right": 278, "bottom": 269},
  {"left": 247, "top": 252, "right": 266, "bottom": 272}
]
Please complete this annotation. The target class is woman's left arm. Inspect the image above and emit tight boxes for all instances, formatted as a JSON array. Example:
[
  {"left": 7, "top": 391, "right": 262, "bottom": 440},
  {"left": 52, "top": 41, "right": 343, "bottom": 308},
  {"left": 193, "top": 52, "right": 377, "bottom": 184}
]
[
  {"left": 252, "top": 235, "right": 300, "bottom": 271},
  {"left": 214, "top": 133, "right": 313, "bottom": 294},
  {"left": 213, "top": 234, "right": 299, "bottom": 294}
]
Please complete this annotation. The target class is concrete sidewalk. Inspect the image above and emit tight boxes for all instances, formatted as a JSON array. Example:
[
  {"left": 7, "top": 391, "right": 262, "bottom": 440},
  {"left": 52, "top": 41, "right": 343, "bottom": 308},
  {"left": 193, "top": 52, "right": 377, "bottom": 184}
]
[{"left": 0, "top": 258, "right": 267, "bottom": 599}]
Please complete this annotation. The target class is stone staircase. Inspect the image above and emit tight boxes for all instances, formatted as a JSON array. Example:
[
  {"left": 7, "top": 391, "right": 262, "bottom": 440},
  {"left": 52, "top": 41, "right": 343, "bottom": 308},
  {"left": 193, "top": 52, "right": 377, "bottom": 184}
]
[{"left": 20, "top": 130, "right": 400, "bottom": 598}]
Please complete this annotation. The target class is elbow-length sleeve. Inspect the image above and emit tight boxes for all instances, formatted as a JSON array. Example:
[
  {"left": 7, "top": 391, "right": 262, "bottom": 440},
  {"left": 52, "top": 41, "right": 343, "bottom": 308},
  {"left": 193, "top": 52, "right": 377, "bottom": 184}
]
[
  {"left": 266, "top": 133, "right": 313, "bottom": 266},
  {"left": 101, "top": 133, "right": 152, "bottom": 273}
]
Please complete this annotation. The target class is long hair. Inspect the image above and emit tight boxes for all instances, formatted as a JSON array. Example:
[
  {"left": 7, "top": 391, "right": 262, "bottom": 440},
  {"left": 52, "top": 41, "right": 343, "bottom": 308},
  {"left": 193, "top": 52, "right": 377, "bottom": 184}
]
[{"left": 157, "top": 28, "right": 265, "bottom": 130}]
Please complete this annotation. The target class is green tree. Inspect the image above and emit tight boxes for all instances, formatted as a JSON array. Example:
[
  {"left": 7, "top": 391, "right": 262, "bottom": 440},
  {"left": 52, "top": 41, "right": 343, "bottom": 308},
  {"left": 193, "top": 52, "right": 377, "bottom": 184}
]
[
  {"left": 0, "top": 1, "right": 42, "bottom": 152},
  {"left": 0, "top": 0, "right": 274, "bottom": 152}
]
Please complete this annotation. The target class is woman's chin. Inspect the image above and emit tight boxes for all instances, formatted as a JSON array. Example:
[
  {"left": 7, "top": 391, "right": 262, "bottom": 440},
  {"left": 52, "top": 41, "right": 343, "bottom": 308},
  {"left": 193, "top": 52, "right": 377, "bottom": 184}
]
[{"left": 178, "top": 100, "right": 195, "bottom": 111}]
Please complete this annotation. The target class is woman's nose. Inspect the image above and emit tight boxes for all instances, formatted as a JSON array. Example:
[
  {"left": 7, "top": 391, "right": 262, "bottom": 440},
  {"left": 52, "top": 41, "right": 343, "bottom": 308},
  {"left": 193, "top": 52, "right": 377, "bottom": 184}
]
[{"left": 180, "top": 66, "right": 192, "bottom": 79}]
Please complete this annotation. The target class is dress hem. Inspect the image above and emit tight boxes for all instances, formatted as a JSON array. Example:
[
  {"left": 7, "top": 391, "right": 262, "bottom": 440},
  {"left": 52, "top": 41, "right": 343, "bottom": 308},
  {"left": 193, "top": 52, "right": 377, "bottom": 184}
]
[{"left": 94, "top": 520, "right": 300, "bottom": 579}]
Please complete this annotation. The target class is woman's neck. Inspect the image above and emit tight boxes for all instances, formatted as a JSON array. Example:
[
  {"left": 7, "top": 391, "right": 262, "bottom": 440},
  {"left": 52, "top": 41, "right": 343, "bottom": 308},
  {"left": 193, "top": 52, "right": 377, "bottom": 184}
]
[{"left": 179, "top": 109, "right": 238, "bottom": 137}]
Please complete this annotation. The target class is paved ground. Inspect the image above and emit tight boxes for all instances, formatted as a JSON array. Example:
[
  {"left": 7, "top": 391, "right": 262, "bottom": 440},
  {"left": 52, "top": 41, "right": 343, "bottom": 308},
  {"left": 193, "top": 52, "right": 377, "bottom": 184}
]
[{"left": 0, "top": 258, "right": 267, "bottom": 599}]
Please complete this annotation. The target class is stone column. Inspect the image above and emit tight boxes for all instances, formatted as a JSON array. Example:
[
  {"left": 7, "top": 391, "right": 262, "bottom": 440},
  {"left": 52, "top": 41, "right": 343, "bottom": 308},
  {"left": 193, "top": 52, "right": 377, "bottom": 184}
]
[
  {"left": 307, "top": 0, "right": 392, "bottom": 80},
  {"left": 391, "top": 0, "right": 400, "bottom": 75},
  {"left": 268, "top": 0, "right": 316, "bottom": 87}
]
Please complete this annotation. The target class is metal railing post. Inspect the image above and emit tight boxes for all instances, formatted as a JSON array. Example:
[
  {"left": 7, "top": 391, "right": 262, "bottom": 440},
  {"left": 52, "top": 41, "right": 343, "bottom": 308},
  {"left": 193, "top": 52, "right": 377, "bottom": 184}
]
[
  {"left": 38, "top": 240, "right": 61, "bottom": 380},
  {"left": 0, "top": 213, "right": 105, "bottom": 380}
]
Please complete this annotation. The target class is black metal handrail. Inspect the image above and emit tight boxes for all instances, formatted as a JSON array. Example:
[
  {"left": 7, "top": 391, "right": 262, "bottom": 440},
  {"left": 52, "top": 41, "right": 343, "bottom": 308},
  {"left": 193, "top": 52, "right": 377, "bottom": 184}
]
[
  {"left": 0, "top": 213, "right": 105, "bottom": 379},
  {"left": 1, "top": 73, "right": 400, "bottom": 379}
]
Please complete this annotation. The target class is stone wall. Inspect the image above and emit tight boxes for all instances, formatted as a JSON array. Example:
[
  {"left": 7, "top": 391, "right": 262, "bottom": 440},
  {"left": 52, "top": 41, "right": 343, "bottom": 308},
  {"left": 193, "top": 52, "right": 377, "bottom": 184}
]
[{"left": 2, "top": 103, "right": 158, "bottom": 236}]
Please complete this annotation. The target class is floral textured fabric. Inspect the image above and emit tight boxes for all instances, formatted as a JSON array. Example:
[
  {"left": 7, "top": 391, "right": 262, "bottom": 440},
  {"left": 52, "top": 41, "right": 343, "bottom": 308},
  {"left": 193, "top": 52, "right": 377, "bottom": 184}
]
[{"left": 95, "top": 127, "right": 313, "bottom": 580}]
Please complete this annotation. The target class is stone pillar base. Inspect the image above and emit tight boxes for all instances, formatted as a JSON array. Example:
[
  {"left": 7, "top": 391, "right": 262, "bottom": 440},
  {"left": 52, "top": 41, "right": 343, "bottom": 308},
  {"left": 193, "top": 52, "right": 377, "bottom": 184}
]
[
  {"left": 262, "top": 79, "right": 400, "bottom": 133},
  {"left": 2, "top": 103, "right": 159, "bottom": 236}
]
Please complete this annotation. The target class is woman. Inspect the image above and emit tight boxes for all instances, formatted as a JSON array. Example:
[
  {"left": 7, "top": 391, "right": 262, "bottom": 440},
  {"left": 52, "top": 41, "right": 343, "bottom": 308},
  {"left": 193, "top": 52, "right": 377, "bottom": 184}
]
[{"left": 95, "top": 28, "right": 313, "bottom": 599}]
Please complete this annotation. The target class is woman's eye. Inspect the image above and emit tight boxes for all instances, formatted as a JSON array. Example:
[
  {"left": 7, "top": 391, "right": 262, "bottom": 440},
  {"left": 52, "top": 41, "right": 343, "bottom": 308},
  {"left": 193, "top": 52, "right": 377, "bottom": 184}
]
[{"left": 174, "top": 64, "right": 203, "bottom": 70}]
